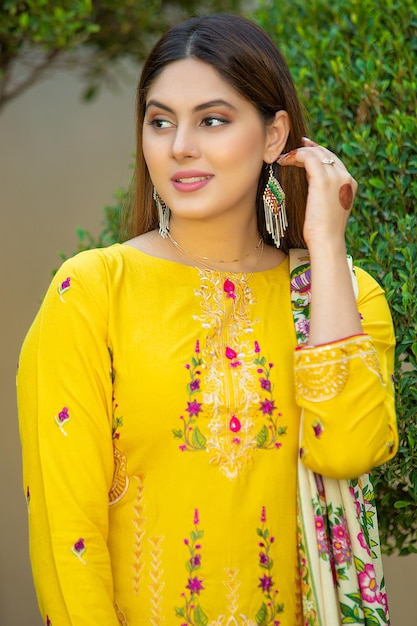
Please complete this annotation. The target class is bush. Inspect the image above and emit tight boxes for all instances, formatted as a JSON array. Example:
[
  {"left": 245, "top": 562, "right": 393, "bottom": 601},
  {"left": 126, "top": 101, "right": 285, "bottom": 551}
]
[{"left": 73, "top": 0, "right": 417, "bottom": 554}]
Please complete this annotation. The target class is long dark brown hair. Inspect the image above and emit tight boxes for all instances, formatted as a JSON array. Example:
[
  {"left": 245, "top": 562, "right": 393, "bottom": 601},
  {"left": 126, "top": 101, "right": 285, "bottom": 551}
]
[{"left": 124, "top": 13, "right": 308, "bottom": 252}]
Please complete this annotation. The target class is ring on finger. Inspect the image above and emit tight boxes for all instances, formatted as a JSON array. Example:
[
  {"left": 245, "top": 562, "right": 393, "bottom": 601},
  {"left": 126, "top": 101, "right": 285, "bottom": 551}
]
[{"left": 322, "top": 157, "right": 335, "bottom": 165}]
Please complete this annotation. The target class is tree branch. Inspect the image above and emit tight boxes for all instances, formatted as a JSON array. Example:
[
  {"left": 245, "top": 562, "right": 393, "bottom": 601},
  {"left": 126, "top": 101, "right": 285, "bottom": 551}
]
[{"left": 0, "top": 49, "right": 61, "bottom": 111}]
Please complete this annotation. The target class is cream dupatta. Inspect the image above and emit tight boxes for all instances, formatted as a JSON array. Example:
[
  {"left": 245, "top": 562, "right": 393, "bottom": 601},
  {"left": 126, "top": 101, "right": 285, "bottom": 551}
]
[{"left": 290, "top": 249, "right": 390, "bottom": 626}]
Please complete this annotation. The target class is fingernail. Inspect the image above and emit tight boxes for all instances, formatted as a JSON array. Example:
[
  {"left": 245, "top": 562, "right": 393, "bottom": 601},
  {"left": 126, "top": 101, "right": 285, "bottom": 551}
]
[
  {"left": 302, "top": 136, "right": 318, "bottom": 146},
  {"left": 277, "top": 149, "right": 297, "bottom": 164}
]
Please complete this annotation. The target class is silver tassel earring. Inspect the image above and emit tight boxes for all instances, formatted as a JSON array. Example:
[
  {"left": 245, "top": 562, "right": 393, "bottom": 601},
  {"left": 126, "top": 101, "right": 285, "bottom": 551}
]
[
  {"left": 263, "top": 163, "right": 287, "bottom": 248},
  {"left": 153, "top": 187, "right": 170, "bottom": 238}
]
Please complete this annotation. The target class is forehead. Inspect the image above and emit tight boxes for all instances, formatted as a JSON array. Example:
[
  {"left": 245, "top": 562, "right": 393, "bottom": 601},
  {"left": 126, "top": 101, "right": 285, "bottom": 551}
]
[{"left": 146, "top": 58, "right": 242, "bottom": 105}]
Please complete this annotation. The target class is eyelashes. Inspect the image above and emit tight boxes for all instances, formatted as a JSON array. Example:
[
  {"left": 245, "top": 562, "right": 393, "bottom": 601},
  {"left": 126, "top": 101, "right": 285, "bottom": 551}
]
[{"left": 147, "top": 116, "right": 229, "bottom": 129}]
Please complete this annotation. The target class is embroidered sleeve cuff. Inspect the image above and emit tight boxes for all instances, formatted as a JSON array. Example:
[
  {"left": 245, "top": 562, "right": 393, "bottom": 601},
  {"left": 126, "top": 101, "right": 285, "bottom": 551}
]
[{"left": 294, "top": 334, "right": 383, "bottom": 402}]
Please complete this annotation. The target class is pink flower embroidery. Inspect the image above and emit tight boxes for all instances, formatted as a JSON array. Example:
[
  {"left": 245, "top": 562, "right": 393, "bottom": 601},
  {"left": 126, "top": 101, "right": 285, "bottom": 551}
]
[
  {"left": 260, "top": 399, "right": 275, "bottom": 415},
  {"left": 58, "top": 277, "right": 71, "bottom": 302},
  {"left": 312, "top": 419, "right": 324, "bottom": 438},
  {"left": 258, "top": 574, "right": 273, "bottom": 593},
  {"left": 176, "top": 510, "right": 207, "bottom": 623},
  {"left": 260, "top": 378, "right": 271, "bottom": 391},
  {"left": 358, "top": 563, "right": 379, "bottom": 603},
  {"left": 173, "top": 342, "right": 207, "bottom": 452},
  {"left": 225, "top": 346, "right": 237, "bottom": 360},
  {"left": 256, "top": 506, "right": 284, "bottom": 620},
  {"left": 54, "top": 407, "right": 70, "bottom": 435},
  {"left": 229, "top": 415, "right": 241, "bottom": 433},
  {"left": 358, "top": 531, "right": 371, "bottom": 555},
  {"left": 186, "top": 401, "right": 202, "bottom": 417},
  {"left": 223, "top": 278, "right": 236, "bottom": 299},
  {"left": 71, "top": 538, "right": 86, "bottom": 564},
  {"left": 332, "top": 521, "right": 352, "bottom": 565},
  {"left": 186, "top": 577, "right": 204, "bottom": 595},
  {"left": 379, "top": 592, "right": 389, "bottom": 615}
]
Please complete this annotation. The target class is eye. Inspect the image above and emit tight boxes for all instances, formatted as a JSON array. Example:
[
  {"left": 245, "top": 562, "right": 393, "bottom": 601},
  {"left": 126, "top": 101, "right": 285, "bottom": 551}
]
[
  {"left": 148, "top": 118, "right": 174, "bottom": 129},
  {"left": 201, "top": 116, "right": 228, "bottom": 127}
]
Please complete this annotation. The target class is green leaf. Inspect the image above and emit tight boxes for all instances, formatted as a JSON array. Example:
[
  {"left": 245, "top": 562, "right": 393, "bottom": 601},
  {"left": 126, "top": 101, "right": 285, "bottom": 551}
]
[
  {"left": 353, "top": 556, "right": 366, "bottom": 573},
  {"left": 394, "top": 500, "right": 410, "bottom": 509},
  {"left": 194, "top": 604, "right": 209, "bottom": 626},
  {"left": 363, "top": 607, "right": 381, "bottom": 625},
  {"left": 255, "top": 602, "right": 268, "bottom": 625},
  {"left": 256, "top": 425, "right": 268, "bottom": 447},
  {"left": 192, "top": 427, "right": 206, "bottom": 450}
]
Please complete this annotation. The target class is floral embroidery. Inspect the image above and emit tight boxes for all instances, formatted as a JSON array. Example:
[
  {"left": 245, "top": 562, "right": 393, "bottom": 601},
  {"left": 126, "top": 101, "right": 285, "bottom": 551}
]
[
  {"left": 174, "top": 273, "right": 287, "bottom": 480},
  {"left": 46, "top": 616, "right": 52, "bottom": 626},
  {"left": 254, "top": 343, "right": 287, "bottom": 450},
  {"left": 349, "top": 476, "right": 380, "bottom": 561},
  {"left": 312, "top": 419, "right": 324, "bottom": 438},
  {"left": 224, "top": 278, "right": 236, "bottom": 299},
  {"left": 331, "top": 515, "right": 353, "bottom": 571},
  {"left": 72, "top": 538, "right": 86, "bottom": 564},
  {"left": 173, "top": 340, "right": 206, "bottom": 452},
  {"left": 108, "top": 348, "right": 129, "bottom": 505},
  {"left": 295, "top": 336, "right": 382, "bottom": 403},
  {"left": 296, "top": 503, "right": 318, "bottom": 626},
  {"left": 26, "top": 485, "right": 30, "bottom": 512},
  {"left": 58, "top": 276, "right": 71, "bottom": 302},
  {"left": 112, "top": 404, "right": 123, "bottom": 440},
  {"left": 256, "top": 506, "right": 284, "bottom": 625},
  {"left": 290, "top": 262, "right": 311, "bottom": 345},
  {"left": 358, "top": 562, "right": 379, "bottom": 603},
  {"left": 54, "top": 406, "right": 70, "bottom": 435},
  {"left": 339, "top": 557, "right": 389, "bottom": 622},
  {"left": 312, "top": 475, "right": 352, "bottom": 583},
  {"left": 175, "top": 509, "right": 208, "bottom": 626}
]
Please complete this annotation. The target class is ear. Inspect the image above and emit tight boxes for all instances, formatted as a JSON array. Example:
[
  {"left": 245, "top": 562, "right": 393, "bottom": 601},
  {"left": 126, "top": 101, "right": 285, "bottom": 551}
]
[{"left": 263, "top": 110, "right": 290, "bottom": 163}]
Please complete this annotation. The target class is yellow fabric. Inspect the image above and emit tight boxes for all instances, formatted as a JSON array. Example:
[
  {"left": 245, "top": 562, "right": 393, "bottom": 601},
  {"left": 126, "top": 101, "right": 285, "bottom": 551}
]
[{"left": 17, "top": 244, "right": 397, "bottom": 626}]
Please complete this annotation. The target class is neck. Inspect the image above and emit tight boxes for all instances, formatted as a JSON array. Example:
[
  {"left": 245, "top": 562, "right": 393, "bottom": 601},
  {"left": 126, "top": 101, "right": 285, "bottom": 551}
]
[{"left": 168, "top": 214, "right": 261, "bottom": 270}]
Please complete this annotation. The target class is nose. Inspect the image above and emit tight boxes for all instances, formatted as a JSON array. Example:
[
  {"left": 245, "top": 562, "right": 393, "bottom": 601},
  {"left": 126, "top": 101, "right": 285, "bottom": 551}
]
[{"left": 171, "top": 125, "right": 200, "bottom": 160}]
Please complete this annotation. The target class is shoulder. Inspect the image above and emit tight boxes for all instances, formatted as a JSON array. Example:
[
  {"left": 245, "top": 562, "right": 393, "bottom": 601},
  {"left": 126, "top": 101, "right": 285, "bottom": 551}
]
[
  {"left": 55, "top": 244, "right": 123, "bottom": 277},
  {"left": 45, "top": 246, "right": 131, "bottom": 318},
  {"left": 353, "top": 265, "right": 385, "bottom": 301},
  {"left": 52, "top": 244, "right": 139, "bottom": 292}
]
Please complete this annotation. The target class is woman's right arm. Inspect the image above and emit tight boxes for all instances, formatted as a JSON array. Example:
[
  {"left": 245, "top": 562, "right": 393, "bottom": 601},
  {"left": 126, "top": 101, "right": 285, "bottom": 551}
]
[{"left": 17, "top": 251, "right": 120, "bottom": 626}]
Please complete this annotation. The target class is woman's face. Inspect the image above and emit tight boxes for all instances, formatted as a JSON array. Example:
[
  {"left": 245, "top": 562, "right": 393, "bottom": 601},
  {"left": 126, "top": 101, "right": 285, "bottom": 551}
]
[{"left": 142, "top": 58, "right": 284, "bottom": 227}]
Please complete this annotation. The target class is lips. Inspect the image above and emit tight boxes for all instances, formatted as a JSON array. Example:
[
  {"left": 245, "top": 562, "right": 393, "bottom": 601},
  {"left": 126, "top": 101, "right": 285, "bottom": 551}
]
[{"left": 171, "top": 170, "right": 213, "bottom": 192}]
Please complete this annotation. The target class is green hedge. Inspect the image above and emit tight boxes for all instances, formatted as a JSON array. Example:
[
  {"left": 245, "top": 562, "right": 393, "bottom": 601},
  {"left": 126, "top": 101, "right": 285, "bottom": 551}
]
[{"left": 73, "top": 0, "right": 417, "bottom": 554}]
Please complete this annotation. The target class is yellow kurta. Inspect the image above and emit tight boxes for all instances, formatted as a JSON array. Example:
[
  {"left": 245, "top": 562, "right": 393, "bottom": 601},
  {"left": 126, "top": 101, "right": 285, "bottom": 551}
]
[{"left": 17, "top": 244, "right": 397, "bottom": 626}]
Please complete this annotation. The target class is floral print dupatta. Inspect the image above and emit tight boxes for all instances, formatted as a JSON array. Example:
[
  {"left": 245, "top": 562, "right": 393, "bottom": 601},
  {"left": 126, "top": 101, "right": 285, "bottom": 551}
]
[{"left": 289, "top": 249, "right": 390, "bottom": 626}]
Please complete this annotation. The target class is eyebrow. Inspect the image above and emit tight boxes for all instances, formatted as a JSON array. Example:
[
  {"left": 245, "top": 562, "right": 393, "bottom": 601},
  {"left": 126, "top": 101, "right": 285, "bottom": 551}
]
[{"left": 145, "top": 99, "right": 237, "bottom": 113}]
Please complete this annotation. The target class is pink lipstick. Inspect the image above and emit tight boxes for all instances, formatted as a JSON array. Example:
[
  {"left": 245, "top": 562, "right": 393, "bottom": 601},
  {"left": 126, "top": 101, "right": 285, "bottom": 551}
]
[{"left": 171, "top": 170, "right": 213, "bottom": 192}]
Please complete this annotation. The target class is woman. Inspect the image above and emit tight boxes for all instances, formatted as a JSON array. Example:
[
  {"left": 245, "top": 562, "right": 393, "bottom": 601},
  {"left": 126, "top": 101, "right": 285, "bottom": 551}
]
[{"left": 17, "top": 14, "right": 397, "bottom": 626}]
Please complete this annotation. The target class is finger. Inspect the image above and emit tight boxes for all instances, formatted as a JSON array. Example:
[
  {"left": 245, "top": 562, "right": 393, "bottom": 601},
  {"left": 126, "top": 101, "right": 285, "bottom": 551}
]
[{"left": 277, "top": 147, "right": 344, "bottom": 172}]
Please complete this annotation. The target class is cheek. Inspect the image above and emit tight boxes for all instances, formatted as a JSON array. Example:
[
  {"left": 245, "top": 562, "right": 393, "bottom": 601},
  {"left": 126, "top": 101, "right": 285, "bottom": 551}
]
[{"left": 221, "top": 126, "right": 266, "bottom": 169}]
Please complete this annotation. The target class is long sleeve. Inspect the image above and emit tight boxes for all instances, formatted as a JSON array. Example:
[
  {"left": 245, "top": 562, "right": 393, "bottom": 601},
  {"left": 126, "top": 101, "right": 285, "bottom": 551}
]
[
  {"left": 17, "top": 250, "right": 120, "bottom": 626},
  {"left": 295, "top": 266, "right": 398, "bottom": 479}
]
